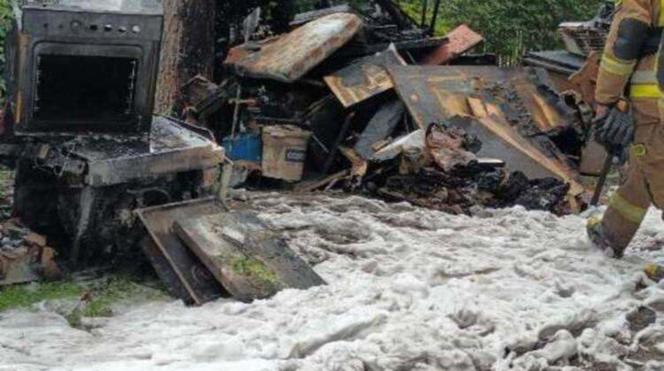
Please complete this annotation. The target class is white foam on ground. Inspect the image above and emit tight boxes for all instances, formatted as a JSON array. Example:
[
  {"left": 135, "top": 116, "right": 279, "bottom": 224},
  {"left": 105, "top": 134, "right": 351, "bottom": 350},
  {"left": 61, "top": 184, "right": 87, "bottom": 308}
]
[{"left": 2, "top": 193, "right": 664, "bottom": 370}]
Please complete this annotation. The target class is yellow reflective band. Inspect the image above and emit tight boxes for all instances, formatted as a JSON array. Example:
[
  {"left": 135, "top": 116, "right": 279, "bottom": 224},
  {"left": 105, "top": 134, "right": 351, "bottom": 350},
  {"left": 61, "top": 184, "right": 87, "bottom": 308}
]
[
  {"left": 609, "top": 193, "right": 647, "bottom": 225},
  {"left": 660, "top": 0, "right": 664, "bottom": 26},
  {"left": 631, "top": 144, "right": 647, "bottom": 157},
  {"left": 630, "top": 84, "right": 663, "bottom": 98},
  {"left": 601, "top": 54, "right": 637, "bottom": 76}
]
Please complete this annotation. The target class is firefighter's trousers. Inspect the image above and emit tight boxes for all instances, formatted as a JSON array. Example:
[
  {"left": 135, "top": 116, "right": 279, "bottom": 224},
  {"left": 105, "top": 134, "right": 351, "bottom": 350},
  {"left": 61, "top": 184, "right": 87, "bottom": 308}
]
[{"left": 600, "top": 96, "right": 663, "bottom": 253}]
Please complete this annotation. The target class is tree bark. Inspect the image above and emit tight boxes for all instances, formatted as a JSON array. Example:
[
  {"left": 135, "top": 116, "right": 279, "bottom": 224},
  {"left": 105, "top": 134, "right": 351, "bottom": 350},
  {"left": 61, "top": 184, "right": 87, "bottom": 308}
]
[{"left": 155, "top": 0, "right": 216, "bottom": 115}]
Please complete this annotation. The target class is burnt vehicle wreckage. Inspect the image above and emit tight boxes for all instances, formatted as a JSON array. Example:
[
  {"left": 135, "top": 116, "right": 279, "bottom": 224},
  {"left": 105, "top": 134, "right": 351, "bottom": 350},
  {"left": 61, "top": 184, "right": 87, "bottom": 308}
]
[{"left": 0, "top": 0, "right": 613, "bottom": 304}]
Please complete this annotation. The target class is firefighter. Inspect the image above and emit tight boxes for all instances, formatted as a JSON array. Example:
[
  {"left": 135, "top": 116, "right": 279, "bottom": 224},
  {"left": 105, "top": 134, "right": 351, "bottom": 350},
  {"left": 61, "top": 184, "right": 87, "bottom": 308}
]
[{"left": 587, "top": 0, "right": 664, "bottom": 258}]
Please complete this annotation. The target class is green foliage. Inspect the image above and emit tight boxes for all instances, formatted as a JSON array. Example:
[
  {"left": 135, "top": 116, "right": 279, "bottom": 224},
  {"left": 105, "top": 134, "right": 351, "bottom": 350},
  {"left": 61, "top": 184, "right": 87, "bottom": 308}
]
[
  {"left": 397, "top": 0, "right": 605, "bottom": 65},
  {"left": 0, "top": 1, "right": 12, "bottom": 99},
  {"left": 0, "top": 0, "right": 13, "bottom": 99},
  {"left": 0, "top": 282, "right": 82, "bottom": 312}
]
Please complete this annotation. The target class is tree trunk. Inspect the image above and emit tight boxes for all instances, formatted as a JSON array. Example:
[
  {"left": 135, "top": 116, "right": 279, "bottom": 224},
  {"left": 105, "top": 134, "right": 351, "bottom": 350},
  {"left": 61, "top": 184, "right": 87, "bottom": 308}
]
[{"left": 155, "top": 0, "right": 216, "bottom": 115}]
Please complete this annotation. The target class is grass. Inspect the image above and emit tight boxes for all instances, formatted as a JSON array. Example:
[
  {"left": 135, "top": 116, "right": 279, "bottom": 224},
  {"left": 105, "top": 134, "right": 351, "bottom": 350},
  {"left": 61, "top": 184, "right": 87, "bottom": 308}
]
[
  {"left": 0, "top": 275, "right": 168, "bottom": 327},
  {"left": 0, "top": 281, "right": 82, "bottom": 312}
]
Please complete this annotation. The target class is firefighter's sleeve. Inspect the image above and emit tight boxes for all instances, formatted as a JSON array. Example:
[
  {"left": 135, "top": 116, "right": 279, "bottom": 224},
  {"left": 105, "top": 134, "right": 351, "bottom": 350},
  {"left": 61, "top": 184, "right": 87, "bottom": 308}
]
[{"left": 595, "top": 0, "right": 653, "bottom": 105}]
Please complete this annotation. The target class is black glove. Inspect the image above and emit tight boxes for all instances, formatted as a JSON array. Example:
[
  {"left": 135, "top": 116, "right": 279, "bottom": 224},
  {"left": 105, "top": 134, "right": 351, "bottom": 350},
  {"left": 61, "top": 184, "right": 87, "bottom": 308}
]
[{"left": 593, "top": 103, "right": 635, "bottom": 153}]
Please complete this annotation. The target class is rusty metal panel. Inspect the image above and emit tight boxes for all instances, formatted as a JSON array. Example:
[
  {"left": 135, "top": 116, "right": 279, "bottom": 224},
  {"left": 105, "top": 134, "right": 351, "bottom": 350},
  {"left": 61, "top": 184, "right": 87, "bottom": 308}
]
[
  {"left": 386, "top": 65, "right": 585, "bottom": 196},
  {"left": 175, "top": 212, "right": 325, "bottom": 303},
  {"left": 135, "top": 198, "right": 228, "bottom": 306},
  {"left": 324, "top": 47, "right": 406, "bottom": 107},
  {"left": 421, "top": 24, "right": 484, "bottom": 65},
  {"left": 232, "top": 13, "right": 363, "bottom": 83}
]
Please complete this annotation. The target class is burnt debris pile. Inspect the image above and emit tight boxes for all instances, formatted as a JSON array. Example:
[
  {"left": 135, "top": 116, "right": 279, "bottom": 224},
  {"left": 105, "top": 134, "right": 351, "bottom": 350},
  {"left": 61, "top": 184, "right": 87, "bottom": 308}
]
[{"left": 183, "top": 1, "right": 599, "bottom": 216}]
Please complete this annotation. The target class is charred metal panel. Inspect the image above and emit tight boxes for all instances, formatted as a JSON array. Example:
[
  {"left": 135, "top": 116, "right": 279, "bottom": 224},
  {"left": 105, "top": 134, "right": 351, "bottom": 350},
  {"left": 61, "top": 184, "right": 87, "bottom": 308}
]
[
  {"left": 421, "top": 24, "right": 484, "bottom": 65},
  {"left": 324, "top": 47, "right": 406, "bottom": 108},
  {"left": 386, "top": 65, "right": 503, "bottom": 127},
  {"left": 386, "top": 65, "right": 585, "bottom": 196},
  {"left": 175, "top": 212, "right": 325, "bottom": 303},
  {"left": 49, "top": 117, "right": 225, "bottom": 186},
  {"left": 135, "top": 198, "right": 228, "bottom": 306},
  {"left": 232, "top": 13, "right": 363, "bottom": 83},
  {"left": 386, "top": 65, "right": 574, "bottom": 133}
]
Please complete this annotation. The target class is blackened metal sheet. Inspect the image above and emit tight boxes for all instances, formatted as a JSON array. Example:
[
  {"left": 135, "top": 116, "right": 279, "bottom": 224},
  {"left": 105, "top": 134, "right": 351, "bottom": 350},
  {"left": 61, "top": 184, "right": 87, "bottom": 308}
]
[
  {"left": 324, "top": 47, "right": 406, "bottom": 107},
  {"left": 175, "top": 212, "right": 325, "bottom": 303},
  {"left": 61, "top": 116, "right": 225, "bottom": 186},
  {"left": 232, "top": 13, "right": 363, "bottom": 83},
  {"left": 354, "top": 100, "right": 405, "bottom": 159},
  {"left": 135, "top": 198, "right": 228, "bottom": 306}
]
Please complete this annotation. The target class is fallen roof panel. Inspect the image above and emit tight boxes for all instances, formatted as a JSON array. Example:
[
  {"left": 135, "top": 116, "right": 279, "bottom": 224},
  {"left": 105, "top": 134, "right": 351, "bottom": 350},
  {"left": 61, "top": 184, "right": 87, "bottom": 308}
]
[
  {"left": 386, "top": 65, "right": 585, "bottom": 196},
  {"left": 232, "top": 13, "right": 363, "bottom": 83},
  {"left": 386, "top": 65, "right": 575, "bottom": 133}
]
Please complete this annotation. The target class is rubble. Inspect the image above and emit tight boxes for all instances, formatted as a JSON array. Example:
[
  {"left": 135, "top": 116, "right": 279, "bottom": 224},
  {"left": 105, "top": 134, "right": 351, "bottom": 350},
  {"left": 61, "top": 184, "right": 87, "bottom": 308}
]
[
  {"left": 181, "top": 1, "right": 601, "bottom": 218},
  {"left": 0, "top": 219, "right": 61, "bottom": 286},
  {"left": 370, "top": 123, "right": 571, "bottom": 215}
]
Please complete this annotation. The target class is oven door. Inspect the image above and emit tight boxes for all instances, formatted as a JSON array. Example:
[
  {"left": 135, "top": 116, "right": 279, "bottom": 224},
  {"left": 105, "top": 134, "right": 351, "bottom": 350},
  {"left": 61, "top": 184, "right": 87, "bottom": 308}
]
[{"left": 25, "top": 43, "right": 147, "bottom": 133}]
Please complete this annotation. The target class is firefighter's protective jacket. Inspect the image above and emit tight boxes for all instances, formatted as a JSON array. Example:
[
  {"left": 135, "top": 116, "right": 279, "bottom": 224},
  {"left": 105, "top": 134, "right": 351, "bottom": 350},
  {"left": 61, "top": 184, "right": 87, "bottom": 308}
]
[{"left": 596, "top": 0, "right": 663, "bottom": 105}]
